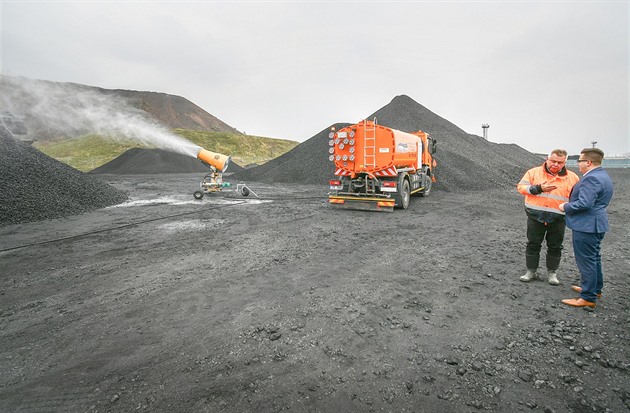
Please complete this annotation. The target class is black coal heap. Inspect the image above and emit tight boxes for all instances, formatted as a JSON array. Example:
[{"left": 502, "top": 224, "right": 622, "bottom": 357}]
[
  {"left": 90, "top": 148, "right": 245, "bottom": 175},
  {"left": 0, "top": 125, "right": 128, "bottom": 226},
  {"left": 235, "top": 95, "right": 544, "bottom": 190}
]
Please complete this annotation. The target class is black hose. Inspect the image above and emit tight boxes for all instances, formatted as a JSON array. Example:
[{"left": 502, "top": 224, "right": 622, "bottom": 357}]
[
  {"left": 0, "top": 201, "right": 248, "bottom": 253},
  {"left": 1, "top": 195, "right": 329, "bottom": 253}
]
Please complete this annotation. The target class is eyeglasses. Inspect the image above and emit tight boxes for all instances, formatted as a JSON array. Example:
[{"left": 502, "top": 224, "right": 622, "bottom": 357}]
[{"left": 577, "top": 159, "right": 590, "bottom": 163}]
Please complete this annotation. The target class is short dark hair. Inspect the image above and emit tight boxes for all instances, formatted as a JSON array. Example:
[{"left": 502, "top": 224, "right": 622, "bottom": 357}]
[{"left": 580, "top": 148, "right": 604, "bottom": 164}]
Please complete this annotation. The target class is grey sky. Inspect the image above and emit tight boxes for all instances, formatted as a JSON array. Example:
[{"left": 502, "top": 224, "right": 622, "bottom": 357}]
[{"left": 2, "top": 1, "right": 628, "bottom": 156}]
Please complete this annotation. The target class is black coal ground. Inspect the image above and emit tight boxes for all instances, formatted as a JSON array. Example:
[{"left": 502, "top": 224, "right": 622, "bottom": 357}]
[{"left": 0, "top": 170, "right": 628, "bottom": 413}]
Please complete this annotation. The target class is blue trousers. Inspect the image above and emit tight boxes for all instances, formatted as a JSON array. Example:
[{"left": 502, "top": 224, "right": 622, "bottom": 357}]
[{"left": 572, "top": 230, "right": 605, "bottom": 302}]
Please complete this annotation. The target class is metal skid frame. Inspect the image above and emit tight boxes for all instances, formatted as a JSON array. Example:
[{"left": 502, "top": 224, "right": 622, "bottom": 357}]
[{"left": 193, "top": 167, "right": 259, "bottom": 199}]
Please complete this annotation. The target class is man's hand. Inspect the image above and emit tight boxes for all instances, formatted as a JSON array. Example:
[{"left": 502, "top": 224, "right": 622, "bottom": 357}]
[
  {"left": 540, "top": 183, "right": 557, "bottom": 192},
  {"left": 559, "top": 202, "right": 566, "bottom": 212}
]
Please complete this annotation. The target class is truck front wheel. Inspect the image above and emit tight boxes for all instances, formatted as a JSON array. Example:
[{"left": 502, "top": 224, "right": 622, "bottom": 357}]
[{"left": 193, "top": 190, "right": 204, "bottom": 200}]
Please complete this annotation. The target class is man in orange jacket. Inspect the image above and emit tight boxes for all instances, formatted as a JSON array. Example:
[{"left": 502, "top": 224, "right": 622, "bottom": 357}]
[{"left": 517, "top": 149, "right": 579, "bottom": 285}]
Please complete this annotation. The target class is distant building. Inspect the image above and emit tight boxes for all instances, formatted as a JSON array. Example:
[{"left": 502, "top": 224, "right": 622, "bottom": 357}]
[{"left": 565, "top": 154, "right": 630, "bottom": 168}]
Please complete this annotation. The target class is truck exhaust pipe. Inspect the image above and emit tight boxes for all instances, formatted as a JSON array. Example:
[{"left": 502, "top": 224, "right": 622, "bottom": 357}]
[{"left": 196, "top": 148, "right": 230, "bottom": 172}]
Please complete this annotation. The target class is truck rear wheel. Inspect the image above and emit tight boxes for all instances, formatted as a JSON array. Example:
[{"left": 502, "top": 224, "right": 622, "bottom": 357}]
[
  {"left": 420, "top": 175, "right": 432, "bottom": 197},
  {"left": 394, "top": 178, "right": 411, "bottom": 209},
  {"left": 193, "top": 190, "right": 204, "bottom": 200}
]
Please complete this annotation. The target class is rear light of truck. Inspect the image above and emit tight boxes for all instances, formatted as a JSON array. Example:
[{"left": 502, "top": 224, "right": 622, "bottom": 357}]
[
  {"left": 329, "top": 198, "right": 345, "bottom": 204},
  {"left": 329, "top": 180, "right": 343, "bottom": 190},
  {"left": 381, "top": 181, "right": 397, "bottom": 192}
]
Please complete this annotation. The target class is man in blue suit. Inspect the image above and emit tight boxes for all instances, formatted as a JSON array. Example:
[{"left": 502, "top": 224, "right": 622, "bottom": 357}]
[{"left": 559, "top": 148, "right": 614, "bottom": 309}]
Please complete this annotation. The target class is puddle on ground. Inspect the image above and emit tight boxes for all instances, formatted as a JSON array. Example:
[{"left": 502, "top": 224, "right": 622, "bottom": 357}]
[
  {"left": 109, "top": 196, "right": 272, "bottom": 208},
  {"left": 159, "top": 219, "right": 225, "bottom": 231}
]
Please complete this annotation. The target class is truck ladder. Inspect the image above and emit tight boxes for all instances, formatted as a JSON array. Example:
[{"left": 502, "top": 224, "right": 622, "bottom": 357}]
[{"left": 363, "top": 118, "right": 376, "bottom": 169}]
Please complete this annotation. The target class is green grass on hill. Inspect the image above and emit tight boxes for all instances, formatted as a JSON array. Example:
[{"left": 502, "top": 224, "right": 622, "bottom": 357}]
[
  {"left": 173, "top": 129, "right": 298, "bottom": 168},
  {"left": 33, "top": 135, "right": 145, "bottom": 172},
  {"left": 33, "top": 130, "right": 299, "bottom": 172}
]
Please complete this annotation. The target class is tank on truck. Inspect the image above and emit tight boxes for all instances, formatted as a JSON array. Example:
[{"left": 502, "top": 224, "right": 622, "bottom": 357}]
[{"left": 326, "top": 120, "right": 436, "bottom": 212}]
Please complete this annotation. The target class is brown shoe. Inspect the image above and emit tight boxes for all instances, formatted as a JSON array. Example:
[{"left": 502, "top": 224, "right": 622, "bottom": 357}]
[
  {"left": 562, "top": 298, "right": 596, "bottom": 308},
  {"left": 570, "top": 285, "right": 602, "bottom": 298}
]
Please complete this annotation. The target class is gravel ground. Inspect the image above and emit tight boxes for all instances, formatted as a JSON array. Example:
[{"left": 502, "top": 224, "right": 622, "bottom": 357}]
[{"left": 0, "top": 170, "right": 628, "bottom": 413}]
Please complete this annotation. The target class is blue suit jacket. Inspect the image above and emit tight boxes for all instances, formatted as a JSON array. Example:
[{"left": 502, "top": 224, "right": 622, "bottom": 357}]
[{"left": 564, "top": 167, "right": 614, "bottom": 233}]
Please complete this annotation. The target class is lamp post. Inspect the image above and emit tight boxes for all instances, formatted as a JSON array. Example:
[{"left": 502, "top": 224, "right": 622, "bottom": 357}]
[
  {"left": 591, "top": 140, "right": 597, "bottom": 148},
  {"left": 482, "top": 124, "right": 489, "bottom": 140}
]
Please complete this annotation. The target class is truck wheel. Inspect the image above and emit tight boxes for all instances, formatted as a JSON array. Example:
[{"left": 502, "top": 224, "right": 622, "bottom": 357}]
[
  {"left": 193, "top": 191, "right": 204, "bottom": 200},
  {"left": 395, "top": 178, "right": 411, "bottom": 209},
  {"left": 420, "top": 175, "right": 432, "bottom": 197},
  {"left": 240, "top": 186, "right": 250, "bottom": 196}
]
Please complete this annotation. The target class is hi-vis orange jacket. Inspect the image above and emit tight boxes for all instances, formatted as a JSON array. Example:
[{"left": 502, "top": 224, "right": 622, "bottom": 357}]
[{"left": 517, "top": 163, "right": 580, "bottom": 223}]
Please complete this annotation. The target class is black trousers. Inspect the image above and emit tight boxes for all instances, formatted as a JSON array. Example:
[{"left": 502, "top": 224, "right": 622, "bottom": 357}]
[{"left": 525, "top": 216, "right": 565, "bottom": 271}]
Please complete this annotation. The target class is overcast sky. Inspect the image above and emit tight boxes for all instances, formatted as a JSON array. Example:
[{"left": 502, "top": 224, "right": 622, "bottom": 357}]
[{"left": 2, "top": 1, "right": 628, "bottom": 156}]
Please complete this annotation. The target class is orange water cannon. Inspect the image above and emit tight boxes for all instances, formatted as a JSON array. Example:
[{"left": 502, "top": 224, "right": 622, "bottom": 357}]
[
  {"left": 192, "top": 147, "right": 258, "bottom": 200},
  {"left": 196, "top": 148, "right": 230, "bottom": 172}
]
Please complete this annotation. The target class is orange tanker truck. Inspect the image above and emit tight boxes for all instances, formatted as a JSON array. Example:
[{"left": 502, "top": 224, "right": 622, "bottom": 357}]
[{"left": 327, "top": 119, "right": 437, "bottom": 212}]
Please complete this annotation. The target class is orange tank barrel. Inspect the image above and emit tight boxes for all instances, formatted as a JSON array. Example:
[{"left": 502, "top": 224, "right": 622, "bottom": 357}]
[
  {"left": 197, "top": 148, "right": 230, "bottom": 172},
  {"left": 331, "top": 121, "right": 427, "bottom": 176}
]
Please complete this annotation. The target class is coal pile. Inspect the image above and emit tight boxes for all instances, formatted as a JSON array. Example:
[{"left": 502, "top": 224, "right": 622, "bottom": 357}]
[
  {"left": 235, "top": 95, "right": 544, "bottom": 191},
  {"left": 233, "top": 123, "right": 350, "bottom": 185},
  {"left": 367, "top": 95, "right": 544, "bottom": 191},
  {"left": 90, "top": 148, "right": 245, "bottom": 174},
  {"left": 0, "top": 125, "right": 129, "bottom": 226}
]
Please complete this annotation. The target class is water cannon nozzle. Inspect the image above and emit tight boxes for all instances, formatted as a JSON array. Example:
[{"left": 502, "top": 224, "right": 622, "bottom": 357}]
[{"left": 197, "top": 148, "right": 230, "bottom": 172}]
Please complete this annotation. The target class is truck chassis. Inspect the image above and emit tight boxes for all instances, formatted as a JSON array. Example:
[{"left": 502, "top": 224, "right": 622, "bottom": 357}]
[{"left": 328, "top": 166, "right": 433, "bottom": 212}]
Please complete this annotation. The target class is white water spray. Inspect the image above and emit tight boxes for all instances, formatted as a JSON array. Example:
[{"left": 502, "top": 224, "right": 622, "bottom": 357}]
[{"left": 0, "top": 76, "right": 201, "bottom": 157}]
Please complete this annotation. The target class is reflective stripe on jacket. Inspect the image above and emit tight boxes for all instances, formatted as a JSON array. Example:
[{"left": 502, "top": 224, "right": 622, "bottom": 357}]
[{"left": 517, "top": 163, "right": 580, "bottom": 223}]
